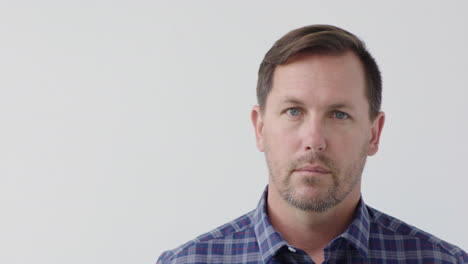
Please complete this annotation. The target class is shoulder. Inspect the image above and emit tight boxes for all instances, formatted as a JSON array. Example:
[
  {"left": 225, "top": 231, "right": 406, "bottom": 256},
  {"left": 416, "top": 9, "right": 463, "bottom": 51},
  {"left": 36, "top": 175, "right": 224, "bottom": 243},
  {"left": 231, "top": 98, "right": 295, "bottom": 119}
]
[
  {"left": 366, "top": 205, "right": 468, "bottom": 263},
  {"left": 156, "top": 210, "right": 257, "bottom": 264}
]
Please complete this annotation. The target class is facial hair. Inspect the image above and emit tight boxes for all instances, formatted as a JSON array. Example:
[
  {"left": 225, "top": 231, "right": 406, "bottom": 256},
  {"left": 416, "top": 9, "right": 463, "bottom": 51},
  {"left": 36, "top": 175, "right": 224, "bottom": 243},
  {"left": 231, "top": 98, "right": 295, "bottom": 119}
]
[{"left": 266, "top": 146, "right": 368, "bottom": 213}]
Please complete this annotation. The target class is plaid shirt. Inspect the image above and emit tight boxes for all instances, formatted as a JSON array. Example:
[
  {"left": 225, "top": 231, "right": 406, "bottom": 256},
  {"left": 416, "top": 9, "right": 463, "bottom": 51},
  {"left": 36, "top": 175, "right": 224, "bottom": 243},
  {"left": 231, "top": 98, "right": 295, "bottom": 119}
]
[{"left": 157, "top": 188, "right": 467, "bottom": 264}]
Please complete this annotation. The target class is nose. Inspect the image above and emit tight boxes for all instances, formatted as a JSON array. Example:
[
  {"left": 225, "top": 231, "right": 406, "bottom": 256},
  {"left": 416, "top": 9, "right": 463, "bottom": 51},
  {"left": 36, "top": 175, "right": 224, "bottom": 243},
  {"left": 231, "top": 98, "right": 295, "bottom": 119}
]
[{"left": 303, "top": 119, "right": 327, "bottom": 152}]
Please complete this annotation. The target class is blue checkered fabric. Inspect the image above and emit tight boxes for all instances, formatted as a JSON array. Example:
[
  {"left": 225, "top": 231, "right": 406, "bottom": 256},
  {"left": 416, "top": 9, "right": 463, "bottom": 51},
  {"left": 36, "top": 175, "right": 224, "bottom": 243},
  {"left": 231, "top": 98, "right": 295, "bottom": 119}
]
[{"left": 157, "top": 188, "right": 467, "bottom": 263}]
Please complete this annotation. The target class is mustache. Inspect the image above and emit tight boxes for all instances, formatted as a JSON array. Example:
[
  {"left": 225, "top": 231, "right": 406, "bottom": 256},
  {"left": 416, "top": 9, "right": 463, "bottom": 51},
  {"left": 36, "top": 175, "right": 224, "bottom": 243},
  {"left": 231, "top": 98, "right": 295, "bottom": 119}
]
[{"left": 290, "top": 153, "right": 338, "bottom": 174}]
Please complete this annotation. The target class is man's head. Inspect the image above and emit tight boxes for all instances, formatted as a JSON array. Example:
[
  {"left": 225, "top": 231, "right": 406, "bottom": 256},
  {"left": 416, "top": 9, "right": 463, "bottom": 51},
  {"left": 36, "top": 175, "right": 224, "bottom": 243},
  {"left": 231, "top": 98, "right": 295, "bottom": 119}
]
[
  {"left": 257, "top": 24, "right": 382, "bottom": 120},
  {"left": 251, "top": 25, "right": 385, "bottom": 213}
]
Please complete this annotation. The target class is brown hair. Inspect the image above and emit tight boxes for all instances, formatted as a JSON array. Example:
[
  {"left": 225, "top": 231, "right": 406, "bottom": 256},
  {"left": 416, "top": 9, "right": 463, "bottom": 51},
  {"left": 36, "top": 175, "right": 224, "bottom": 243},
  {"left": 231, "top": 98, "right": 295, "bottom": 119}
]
[{"left": 256, "top": 24, "right": 382, "bottom": 120}]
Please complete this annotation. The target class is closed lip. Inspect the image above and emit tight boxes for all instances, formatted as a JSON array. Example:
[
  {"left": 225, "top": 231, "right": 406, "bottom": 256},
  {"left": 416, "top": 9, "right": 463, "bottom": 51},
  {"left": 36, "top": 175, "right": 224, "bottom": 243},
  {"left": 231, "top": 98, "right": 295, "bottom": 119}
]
[{"left": 294, "top": 165, "right": 331, "bottom": 174}]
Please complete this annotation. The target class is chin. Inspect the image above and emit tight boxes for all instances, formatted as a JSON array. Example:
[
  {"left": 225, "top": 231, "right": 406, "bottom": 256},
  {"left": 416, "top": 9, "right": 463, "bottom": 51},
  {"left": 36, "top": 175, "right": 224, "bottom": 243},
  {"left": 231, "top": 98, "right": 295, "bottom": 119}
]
[
  {"left": 294, "top": 177, "right": 331, "bottom": 196},
  {"left": 282, "top": 184, "right": 339, "bottom": 212}
]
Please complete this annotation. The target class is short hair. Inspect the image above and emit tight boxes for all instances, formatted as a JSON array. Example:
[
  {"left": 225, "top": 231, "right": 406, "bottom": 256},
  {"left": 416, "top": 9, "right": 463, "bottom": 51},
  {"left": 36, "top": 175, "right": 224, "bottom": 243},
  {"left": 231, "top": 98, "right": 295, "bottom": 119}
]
[{"left": 256, "top": 25, "right": 382, "bottom": 120}]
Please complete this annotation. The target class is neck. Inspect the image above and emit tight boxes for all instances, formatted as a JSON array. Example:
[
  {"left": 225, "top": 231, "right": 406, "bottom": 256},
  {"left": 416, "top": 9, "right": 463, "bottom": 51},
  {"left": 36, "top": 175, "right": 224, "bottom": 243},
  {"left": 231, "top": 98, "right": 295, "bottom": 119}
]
[{"left": 266, "top": 185, "right": 361, "bottom": 262}]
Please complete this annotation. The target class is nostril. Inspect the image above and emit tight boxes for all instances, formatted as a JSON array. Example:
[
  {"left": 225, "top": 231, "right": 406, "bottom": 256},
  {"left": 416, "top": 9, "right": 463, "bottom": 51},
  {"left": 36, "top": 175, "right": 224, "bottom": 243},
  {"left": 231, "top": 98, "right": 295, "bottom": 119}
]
[{"left": 305, "top": 144, "right": 325, "bottom": 152}]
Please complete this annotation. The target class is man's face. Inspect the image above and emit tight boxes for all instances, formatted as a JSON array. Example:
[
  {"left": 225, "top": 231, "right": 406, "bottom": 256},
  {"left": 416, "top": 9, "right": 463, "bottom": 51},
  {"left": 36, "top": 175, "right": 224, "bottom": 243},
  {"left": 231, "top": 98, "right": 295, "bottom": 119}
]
[{"left": 251, "top": 52, "right": 384, "bottom": 212}]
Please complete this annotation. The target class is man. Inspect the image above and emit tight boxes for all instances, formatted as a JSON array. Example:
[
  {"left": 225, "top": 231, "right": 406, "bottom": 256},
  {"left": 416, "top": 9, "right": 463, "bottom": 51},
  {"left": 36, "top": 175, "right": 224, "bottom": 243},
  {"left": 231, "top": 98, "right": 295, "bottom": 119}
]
[{"left": 157, "top": 25, "right": 467, "bottom": 264}]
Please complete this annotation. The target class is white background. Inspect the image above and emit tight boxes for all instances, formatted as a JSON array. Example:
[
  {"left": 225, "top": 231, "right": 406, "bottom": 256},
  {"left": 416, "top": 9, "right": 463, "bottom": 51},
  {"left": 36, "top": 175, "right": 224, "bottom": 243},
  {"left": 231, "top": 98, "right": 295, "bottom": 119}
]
[{"left": 0, "top": 1, "right": 467, "bottom": 263}]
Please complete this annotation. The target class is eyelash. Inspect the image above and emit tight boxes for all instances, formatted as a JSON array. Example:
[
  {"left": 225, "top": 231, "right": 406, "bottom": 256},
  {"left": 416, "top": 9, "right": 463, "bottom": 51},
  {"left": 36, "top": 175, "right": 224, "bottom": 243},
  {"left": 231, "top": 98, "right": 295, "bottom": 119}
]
[
  {"left": 285, "top": 107, "right": 303, "bottom": 117},
  {"left": 331, "top": 111, "right": 350, "bottom": 120}
]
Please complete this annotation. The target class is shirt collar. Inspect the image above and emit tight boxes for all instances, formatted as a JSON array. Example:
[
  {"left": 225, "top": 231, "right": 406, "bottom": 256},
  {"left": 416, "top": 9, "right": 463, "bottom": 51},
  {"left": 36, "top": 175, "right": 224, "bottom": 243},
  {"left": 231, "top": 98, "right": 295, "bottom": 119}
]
[
  {"left": 337, "top": 197, "right": 370, "bottom": 257},
  {"left": 252, "top": 187, "right": 289, "bottom": 263},
  {"left": 251, "top": 186, "right": 371, "bottom": 262}
]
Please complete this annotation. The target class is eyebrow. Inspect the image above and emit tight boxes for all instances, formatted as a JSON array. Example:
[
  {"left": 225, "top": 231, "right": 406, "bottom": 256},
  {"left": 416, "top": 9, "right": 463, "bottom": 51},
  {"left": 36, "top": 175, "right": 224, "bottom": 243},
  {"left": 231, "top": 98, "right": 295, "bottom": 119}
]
[
  {"left": 326, "top": 103, "right": 355, "bottom": 110},
  {"left": 281, "top": 97, "right": 355, "bottom": 110},
  {"left": 281, "top": 97, "right": 306, "bottom": 106}
]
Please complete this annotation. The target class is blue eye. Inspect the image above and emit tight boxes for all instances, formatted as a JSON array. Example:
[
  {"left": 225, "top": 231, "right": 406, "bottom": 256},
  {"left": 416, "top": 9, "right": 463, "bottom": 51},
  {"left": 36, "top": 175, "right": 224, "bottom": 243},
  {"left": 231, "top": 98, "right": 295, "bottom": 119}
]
[
  {"left": 333, "top": 111, "right": 349, "bottom": 119},
  {"left": 286, "top": 108, "right": 301, "bottom": 116}
]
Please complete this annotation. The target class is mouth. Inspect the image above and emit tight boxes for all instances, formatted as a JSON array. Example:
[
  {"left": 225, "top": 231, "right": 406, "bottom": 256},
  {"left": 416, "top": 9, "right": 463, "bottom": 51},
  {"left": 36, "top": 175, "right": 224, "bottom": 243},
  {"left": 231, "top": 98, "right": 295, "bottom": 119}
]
[{"left": 294, "top": 165, "right": 331, "bottom": 174}]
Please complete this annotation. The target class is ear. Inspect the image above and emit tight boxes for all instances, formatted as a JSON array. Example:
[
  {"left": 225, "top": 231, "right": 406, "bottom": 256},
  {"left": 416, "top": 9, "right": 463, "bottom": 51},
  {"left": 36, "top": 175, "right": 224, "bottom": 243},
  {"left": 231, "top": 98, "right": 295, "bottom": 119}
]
[
  {"left": 251, "top": 105, "right": 265, "bottom": 152},
  {"left": 368, "top": 111, "right": 385, "bottom": 156}
]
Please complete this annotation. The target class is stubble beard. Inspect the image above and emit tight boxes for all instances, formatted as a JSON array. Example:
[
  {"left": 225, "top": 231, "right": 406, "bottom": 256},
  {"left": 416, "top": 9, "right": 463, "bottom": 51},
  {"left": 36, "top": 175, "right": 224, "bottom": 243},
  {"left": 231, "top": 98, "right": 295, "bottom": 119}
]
[{"left": 266, "top": 147, "right": 368, "bottom": 213}]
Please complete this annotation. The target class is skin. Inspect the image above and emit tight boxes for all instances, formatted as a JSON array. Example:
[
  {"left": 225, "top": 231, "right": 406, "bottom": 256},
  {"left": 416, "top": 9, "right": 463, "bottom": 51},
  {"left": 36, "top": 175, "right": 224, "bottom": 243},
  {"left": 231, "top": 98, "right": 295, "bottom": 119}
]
[{"left": 251, "top": 52, "right": 385, "bottom": 263}]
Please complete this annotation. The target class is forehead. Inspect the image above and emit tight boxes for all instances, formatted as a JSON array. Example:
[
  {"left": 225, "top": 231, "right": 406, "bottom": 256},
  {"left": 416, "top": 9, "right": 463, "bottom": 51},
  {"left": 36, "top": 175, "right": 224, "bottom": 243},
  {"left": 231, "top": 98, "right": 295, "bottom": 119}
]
[{"left": 269, "top": 52, "right": 368, "bottom": 108}]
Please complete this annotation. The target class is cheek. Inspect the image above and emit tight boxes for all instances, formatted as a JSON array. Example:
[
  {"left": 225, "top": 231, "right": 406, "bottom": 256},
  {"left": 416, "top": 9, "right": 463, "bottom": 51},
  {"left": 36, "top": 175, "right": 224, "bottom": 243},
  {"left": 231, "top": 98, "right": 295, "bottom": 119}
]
[
  {"left": 265, "top": 124, "right": 301, "bottom": 151},
  {"left": 327, "top": 128, "right": 369, "bottom": 157},
  {"left": 263, "top": 128, "right": 300, "bottom": 171}
]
